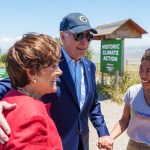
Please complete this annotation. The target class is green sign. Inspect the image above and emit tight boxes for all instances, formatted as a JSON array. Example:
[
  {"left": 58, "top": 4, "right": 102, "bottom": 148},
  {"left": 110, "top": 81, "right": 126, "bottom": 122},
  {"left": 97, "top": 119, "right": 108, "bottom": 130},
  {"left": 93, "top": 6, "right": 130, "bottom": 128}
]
[
  {"left": 0, "top": 67, "right": 8, "bottom": 78},
  {"left": 101, "top": 39, "right": 122, "bottom": 75}
]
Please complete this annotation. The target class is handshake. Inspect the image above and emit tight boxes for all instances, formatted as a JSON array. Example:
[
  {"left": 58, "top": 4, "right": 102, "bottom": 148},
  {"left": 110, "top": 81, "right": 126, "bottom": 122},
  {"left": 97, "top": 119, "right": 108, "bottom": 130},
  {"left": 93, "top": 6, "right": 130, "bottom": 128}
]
[{"left": 97, "top": 136, "right": 114, "bottom": 150}]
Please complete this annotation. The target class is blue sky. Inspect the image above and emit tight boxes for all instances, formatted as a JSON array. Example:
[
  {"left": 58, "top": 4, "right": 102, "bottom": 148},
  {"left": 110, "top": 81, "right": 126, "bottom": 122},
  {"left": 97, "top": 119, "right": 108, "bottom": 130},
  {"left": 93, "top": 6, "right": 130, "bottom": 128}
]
[{"left": 0, "top": 0, "right": 150, "bottom": 55}]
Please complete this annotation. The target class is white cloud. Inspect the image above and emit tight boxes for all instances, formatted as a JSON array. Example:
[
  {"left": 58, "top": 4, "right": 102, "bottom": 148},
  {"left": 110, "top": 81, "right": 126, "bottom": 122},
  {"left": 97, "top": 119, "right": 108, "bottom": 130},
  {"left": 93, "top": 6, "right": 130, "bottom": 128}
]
[
  {"left": 0, "top": 36, "right": 22, "bottom": 53},
  {"left": 15, "top": 36, "right": 22, "bottom": 40},
  {"left": 1, "top": 38, "right": 12, "bottom": 42}
]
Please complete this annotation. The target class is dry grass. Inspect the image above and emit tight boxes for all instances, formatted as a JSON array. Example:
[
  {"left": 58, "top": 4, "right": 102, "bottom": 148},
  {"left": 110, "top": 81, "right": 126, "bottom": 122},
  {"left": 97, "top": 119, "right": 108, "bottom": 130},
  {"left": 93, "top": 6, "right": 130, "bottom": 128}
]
[{"left": 96, "top": 63, "right": 140, "bottom": 103}]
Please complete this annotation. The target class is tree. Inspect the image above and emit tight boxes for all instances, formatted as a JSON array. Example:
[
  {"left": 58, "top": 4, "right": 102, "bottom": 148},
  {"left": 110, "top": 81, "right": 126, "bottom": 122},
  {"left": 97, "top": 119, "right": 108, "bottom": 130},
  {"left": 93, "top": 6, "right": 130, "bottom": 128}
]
[
  {"left": 85, "top": 46, "right": 94, "bottom": 60},
  {"left": 0, "top": 53, "right": 7, "bottom": 63},
  {"left": 54, "top": 37, "right": 61, "bottom": 46}
]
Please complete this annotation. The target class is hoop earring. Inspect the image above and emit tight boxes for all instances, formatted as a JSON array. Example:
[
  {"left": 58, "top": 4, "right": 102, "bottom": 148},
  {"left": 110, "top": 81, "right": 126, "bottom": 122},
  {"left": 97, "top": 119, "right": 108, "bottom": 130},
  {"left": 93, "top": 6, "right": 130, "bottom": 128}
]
[{"left": 32, "top": 79, "right": 37, "bottom": 84}]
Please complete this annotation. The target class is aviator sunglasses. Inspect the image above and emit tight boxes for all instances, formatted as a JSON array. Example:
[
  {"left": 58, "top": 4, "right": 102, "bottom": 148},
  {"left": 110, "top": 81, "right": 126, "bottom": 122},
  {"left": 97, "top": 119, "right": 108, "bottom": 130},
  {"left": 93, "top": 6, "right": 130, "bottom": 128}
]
[{"left": 64, "top": 30, "right": 93, "bottom": 42}]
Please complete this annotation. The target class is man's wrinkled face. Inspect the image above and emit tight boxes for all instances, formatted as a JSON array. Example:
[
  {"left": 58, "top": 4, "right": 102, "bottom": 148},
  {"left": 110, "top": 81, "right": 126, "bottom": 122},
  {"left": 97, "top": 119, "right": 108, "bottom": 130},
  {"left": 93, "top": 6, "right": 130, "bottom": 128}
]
[{"left": 60, "top": 30, "right": 92, "bottom": 61}]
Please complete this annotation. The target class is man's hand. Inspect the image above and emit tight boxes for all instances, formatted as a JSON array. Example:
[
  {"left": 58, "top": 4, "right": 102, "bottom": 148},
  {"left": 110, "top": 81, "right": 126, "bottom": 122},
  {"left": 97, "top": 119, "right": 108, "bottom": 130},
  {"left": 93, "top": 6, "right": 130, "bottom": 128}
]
[
  {"left": 0, "top": 101, "right": 16, "bottom": 144},
  {"left": 97, "top": 136, "right": 113, "bottom": 150}
]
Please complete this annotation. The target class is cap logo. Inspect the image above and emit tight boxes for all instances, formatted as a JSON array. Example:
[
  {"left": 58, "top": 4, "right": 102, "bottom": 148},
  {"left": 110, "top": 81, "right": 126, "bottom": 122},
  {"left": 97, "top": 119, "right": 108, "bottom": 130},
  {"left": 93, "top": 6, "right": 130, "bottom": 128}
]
[{"left": 79, "top": 15, "right": 88, "bottom": 23}]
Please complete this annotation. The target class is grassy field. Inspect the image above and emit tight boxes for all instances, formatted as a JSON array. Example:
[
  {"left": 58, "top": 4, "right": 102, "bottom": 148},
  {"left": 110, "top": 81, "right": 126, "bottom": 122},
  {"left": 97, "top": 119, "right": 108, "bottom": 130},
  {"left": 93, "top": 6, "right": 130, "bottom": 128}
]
[
  {"left": 95, "top": 63, "right": 140, "bottom": 103},
  {"left": 95, "top": 63, "right": 100, "bottom": 72}
]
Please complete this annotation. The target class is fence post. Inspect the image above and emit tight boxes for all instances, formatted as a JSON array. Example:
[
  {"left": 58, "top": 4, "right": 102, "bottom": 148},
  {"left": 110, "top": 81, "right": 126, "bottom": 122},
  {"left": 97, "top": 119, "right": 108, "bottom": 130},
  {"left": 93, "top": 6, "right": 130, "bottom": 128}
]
[
  {"left": 114, "top": 70, "right": 119, "bottom": 87},
  {"left": 101, "top": 73, "right": 104, "bottom": 85}
]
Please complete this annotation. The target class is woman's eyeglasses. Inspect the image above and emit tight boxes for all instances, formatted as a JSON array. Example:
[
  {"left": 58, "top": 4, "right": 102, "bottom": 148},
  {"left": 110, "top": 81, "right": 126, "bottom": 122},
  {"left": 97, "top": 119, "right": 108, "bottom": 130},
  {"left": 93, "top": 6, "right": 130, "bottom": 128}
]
[{"left": 64, "top": 30, "right": 93, "bottom": 42}]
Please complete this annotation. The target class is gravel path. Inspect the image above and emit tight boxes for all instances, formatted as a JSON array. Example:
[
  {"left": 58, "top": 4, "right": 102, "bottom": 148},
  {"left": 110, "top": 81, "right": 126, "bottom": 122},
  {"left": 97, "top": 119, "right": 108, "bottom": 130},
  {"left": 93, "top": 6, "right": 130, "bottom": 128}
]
[{"left": 89, "top": 99, "right": 129, "bottom": 150}]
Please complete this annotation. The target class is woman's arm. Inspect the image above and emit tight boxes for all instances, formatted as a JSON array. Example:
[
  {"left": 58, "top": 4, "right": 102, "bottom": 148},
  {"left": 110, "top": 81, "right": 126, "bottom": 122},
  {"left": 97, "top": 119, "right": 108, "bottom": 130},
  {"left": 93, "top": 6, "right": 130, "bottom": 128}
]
[
  {"left": 110, "top": 104, "right": 131, "bottom": 140},
  {"left": 98, "top": 104, "right": 131, "bottom": 149}
]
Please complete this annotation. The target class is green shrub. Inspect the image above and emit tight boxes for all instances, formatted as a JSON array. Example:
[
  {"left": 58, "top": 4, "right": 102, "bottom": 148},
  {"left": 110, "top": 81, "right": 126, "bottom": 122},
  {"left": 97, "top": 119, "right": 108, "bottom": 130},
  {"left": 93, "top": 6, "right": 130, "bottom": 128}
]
[
  {"left": 85, "top": 46, "right": 94, "bottom": 60},
  {"left": 96, "top": 70, "right": 140, "bottom": 104},
  {"left": 0, "top": 53, "right": 7, "bottom": 63}
]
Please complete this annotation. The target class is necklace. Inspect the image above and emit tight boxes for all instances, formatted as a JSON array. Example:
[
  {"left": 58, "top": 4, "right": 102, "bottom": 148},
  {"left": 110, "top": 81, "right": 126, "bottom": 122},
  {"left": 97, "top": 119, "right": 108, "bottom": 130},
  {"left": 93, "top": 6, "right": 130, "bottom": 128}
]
[
  {"left": 144, "top": 88, "right": 150, "bottom": 96},
  {"left": 17, "top": 87, "right": 30, "bottom": 96}
]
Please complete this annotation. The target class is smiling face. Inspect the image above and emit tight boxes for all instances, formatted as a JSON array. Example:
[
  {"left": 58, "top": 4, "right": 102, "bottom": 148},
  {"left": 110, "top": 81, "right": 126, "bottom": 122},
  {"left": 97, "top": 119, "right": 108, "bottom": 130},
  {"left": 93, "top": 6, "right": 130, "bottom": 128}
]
[
  {"left": 139, "top": 60, "right": 150, "bottom": 89},
  {"left": 6, "top": 33, "right": 61, "bottom": 91},
  {"left": 60, "top": 30, "right": 91, "bottom": 61},
  {"left": 33, "top": 64, "right": 62, "bottom": 96}
]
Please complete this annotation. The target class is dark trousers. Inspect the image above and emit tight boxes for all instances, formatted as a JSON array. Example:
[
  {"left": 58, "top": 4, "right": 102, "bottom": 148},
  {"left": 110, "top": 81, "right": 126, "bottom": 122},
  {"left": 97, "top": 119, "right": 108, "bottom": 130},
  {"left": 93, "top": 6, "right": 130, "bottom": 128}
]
[{"left": 78, "top": 135, "right": 84, "bottom": 150}]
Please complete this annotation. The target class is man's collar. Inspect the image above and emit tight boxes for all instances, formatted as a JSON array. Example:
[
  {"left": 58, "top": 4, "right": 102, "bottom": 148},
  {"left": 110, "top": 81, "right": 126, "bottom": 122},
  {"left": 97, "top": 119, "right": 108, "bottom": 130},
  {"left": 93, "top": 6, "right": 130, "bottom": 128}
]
[{"left": 61, "top": 47, "right": 83, "bottom": 63}]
